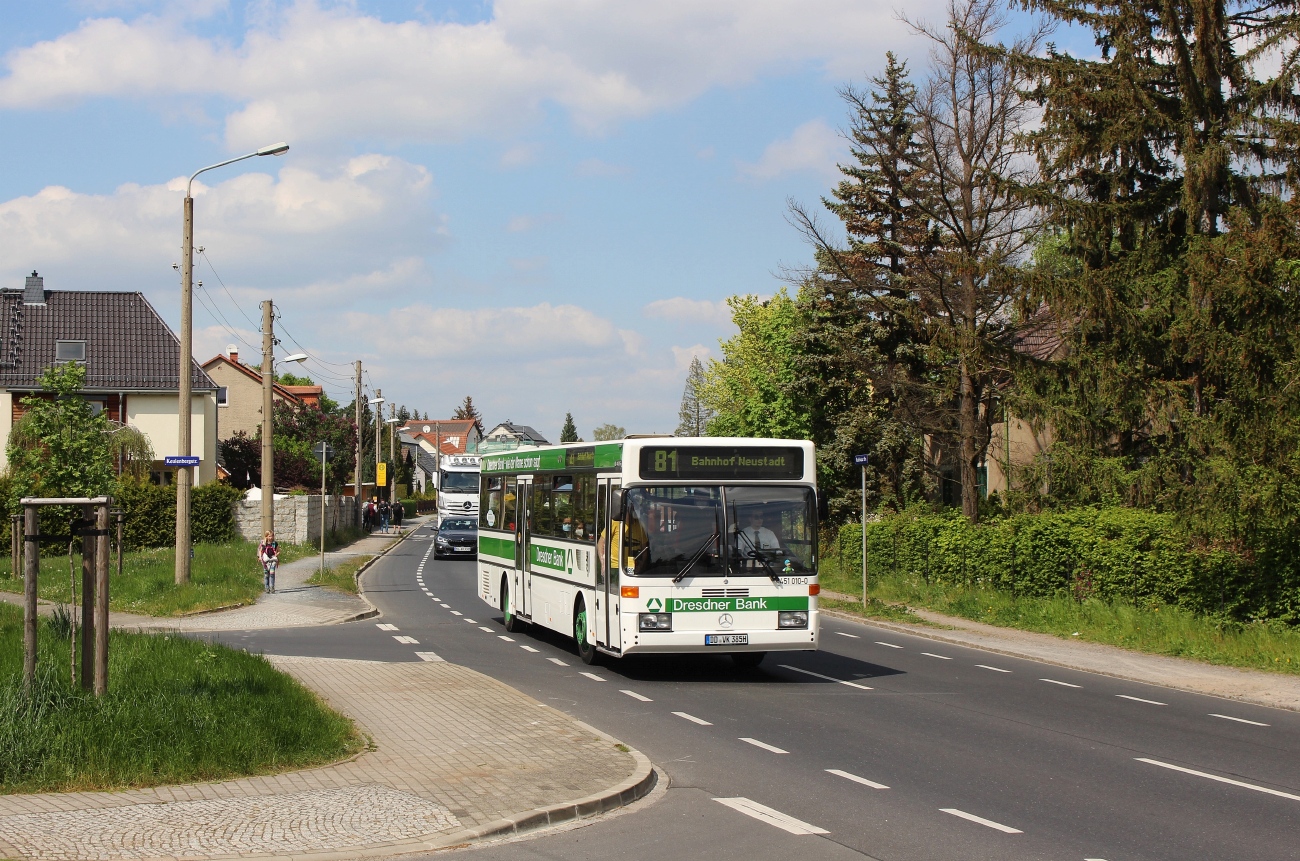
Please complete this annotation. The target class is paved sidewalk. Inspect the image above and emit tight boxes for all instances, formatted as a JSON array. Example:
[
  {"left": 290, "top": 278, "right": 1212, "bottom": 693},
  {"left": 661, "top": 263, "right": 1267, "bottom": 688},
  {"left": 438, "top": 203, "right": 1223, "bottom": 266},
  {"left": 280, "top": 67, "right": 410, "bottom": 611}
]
[
  {"left": 0, "top": 655, "right": 652, "bottom": 861},
  {"left": 822, "top": 591, "right": 1300, "bottom": 712}
]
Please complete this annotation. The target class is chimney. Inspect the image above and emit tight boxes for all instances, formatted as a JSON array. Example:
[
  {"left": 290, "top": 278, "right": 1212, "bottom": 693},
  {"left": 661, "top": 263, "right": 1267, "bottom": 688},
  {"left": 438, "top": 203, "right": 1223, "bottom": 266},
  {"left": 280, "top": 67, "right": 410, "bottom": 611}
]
[
  {"left": 227, "top": 344, "right": 239, "bottom": 364},
  {"left": 23, "top": 271, "right": 45, "bottom": 305}
]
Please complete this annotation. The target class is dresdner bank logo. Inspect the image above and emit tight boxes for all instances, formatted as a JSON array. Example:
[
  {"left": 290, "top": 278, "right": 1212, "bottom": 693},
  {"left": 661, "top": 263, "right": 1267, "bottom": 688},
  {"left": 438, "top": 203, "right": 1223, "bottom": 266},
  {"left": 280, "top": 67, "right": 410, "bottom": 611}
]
[{"left": 669, "top": 597, "right": 770, "bottom": 612}]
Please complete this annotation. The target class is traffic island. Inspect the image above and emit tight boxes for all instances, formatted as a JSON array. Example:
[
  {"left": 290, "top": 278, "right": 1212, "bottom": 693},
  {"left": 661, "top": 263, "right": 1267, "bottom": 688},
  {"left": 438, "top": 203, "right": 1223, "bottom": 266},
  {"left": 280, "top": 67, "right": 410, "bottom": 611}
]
[{"left": 0, "top": 655, "right": 655, "bottom": 861}]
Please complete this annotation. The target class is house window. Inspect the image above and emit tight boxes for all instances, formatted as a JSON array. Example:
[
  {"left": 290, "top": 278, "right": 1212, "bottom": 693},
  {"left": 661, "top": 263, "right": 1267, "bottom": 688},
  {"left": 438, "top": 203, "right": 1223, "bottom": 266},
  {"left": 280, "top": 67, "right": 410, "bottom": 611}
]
[
  {"left": 56, "top": 340, "right": 86, "bottom": 362},
  {"left": 216, "top": 386, "right": 228, "bottom": 406}
]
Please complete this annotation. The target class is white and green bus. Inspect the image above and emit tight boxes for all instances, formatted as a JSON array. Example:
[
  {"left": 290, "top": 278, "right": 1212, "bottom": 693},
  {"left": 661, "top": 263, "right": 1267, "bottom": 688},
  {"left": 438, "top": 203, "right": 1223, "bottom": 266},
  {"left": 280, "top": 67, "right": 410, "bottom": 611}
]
[{"left": 477, "top": 437, "right": 820, "bottom": 667}]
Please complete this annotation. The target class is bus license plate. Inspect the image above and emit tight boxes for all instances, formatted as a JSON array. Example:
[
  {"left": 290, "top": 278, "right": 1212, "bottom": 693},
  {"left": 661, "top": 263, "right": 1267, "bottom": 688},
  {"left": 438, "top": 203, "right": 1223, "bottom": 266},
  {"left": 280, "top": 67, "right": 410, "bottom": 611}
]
[{"left": 706, "top": 634, "right": 748, "bottom": 646}]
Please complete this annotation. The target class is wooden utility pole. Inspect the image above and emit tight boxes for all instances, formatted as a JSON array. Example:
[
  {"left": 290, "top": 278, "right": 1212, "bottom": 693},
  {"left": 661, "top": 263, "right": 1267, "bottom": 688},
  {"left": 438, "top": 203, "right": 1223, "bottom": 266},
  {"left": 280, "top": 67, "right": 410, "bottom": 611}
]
[
  {"left": 261, "top": 300, "right": 275, "bottom": 536},
  {"left": 354, "top": 360, "right": 363, "bottom": 526}
]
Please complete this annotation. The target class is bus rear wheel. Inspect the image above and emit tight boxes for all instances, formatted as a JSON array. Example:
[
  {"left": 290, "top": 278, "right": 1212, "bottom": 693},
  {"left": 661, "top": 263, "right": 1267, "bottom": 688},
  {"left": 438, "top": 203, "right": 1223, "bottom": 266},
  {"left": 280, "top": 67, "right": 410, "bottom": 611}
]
[
  {"left": 574, "top": 597, "right": 597, "bottom": 665},
  {"left": 732, "top": 652, "right": 766, "bottom": 670},
  {"left": 502, "top": 576, "right": 522, "bottom": 633}
]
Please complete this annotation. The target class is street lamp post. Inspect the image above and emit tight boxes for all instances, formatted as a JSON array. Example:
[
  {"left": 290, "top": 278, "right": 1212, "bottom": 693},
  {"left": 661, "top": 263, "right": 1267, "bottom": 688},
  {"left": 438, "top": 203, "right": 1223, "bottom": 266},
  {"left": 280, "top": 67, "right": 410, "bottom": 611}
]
[
  {"left": 176, "top": 142, "right": 288, "bottom": 586},
  {"left": 261, "top": 347, "right": 308, "bottom": 536},
  {"left": 367, "top": 394, "right": 385, "bottom": 501},
  {"left": 385, "top": 415, "right": 400, "bottom": 500}
]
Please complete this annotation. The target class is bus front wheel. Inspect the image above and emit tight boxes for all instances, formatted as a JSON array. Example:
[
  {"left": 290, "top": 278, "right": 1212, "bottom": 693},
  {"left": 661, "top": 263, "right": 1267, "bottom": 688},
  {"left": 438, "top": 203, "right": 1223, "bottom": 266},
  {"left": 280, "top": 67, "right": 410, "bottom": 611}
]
[
  {"left": 574, "top": 597, "right": 597, "bottom": 665},
  {"left": 502, "top": 576, "right": 522, "bottom": 633}
]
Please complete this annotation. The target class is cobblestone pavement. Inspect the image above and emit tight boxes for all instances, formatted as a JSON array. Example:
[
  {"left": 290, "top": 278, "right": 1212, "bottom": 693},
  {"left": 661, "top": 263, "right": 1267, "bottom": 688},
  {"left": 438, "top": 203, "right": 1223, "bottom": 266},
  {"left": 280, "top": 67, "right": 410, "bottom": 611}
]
[
  {"left": 0, "top": 656, "right": 644, "bottom": 861},
  {"left": 822, "top": 590, "right": 1300, "bottom": 711}
]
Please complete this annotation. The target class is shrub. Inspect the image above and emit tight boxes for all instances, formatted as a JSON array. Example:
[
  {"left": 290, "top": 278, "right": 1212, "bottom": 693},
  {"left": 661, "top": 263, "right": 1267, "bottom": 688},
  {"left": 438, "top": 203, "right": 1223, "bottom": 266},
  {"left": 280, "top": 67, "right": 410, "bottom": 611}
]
[
  {"left": 116, "top": 479, "right": 241, "bottom": 549},
  {"left": 193, "top": 483, "right": 242, "bottom": 543}
]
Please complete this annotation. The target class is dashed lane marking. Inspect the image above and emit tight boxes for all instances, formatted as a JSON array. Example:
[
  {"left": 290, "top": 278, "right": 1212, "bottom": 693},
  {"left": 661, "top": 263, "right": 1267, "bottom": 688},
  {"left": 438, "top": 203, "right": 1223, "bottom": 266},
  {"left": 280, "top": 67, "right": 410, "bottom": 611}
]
[
  {"left": 450, "top": 611, "right": 463, "bottom": 616},
  {"left": 1136, "top": 758, "right": 1300, "bottom": 802},
  {"left": 479, "top": 626, "right": 494, "bottom": 633},
  {"left": 415, "top": 651, "right": 444, "bottom": 662},
  {"left": 1040, "top": 678, "right": 1081, "bottom": 688},
  {"left": 921, "top": 652, "right": 952, "bottom": 660},
  {"left": 499, "top": 635, "right": 516, "bottom": 642},
  {"left": 778, "top": 664, "right": 873, "bottom": 690},
  {"left": 548, "top": 657, "right": 569, "bottom": 666},
  {"left": 621, "top": 690, "right": 653, "bottom": 702},
  {"left": 826, "top": 769, "right": 889, "bottom": 789},
  {"left": 940, "top": 808, "right": 1022, "bottom": 833},
  {"left": 440, "top": 604, "right": 450, "bottom": 608},
  {"left": 976, "top": 664, "right": 1011, "bottom": 673},
  {"left": 713, "top": 797, "right": 827, "bottom": 835},
  {"left": 1117, "top": 694, "right": 1166, "bottom": 706},
  {"left": 520, "top": 646, "right": 540, "bottom": 653},
  {"left": 393, "top": 635, "right": 419, "bottom": 644},
  {"left": 376, "top": 623, "right": 398, "bottom": 631},
  {"left": 833, "top": 631, "right": 859, "bottom": 638},
  {"left": 739, "top": 737, "right": 789, "bottom": 754},
  {"left": 1209, "top": 713, "right": 1269, "bottom": 726},
  {"left": 579, "top": 672, "right": 606, "bottom": 682},
  {"left": 672, "top": 711, "right": 711, "bottom": 725},
  {"left": 875, "top": 641, "right": 903, "bottom": 649},
  {"left": 464, "top": 618, "right": 477, "bottom": 623}
]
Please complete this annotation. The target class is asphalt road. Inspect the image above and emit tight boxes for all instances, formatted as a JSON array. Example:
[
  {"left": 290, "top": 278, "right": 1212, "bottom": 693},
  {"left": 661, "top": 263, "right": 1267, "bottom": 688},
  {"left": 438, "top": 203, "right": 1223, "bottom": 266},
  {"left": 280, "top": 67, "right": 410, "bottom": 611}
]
[{"left": 210, "top": 523, "right": 1300, "bottom": 861}]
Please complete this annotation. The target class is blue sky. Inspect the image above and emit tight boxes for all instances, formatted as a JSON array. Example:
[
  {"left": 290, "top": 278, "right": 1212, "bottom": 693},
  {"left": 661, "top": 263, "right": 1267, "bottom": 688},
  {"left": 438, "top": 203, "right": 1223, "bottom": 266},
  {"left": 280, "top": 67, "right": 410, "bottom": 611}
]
[{"left": 0, "top": 0, "right": 1084, "bottom": 441}]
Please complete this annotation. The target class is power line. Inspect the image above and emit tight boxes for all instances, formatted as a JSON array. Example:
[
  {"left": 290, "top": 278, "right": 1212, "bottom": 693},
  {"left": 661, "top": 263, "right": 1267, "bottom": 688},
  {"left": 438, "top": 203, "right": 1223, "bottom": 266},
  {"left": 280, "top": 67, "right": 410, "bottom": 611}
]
[{"left": 196, "top": 248, "right": 260, "bottom": 330}]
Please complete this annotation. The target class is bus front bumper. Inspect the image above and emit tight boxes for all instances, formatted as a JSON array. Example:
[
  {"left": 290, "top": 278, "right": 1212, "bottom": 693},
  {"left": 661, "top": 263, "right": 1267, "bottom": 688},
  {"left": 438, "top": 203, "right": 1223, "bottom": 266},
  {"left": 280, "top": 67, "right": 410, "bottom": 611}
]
[{"left": 620, "top": 626, "right": 819, "bottom": 654}]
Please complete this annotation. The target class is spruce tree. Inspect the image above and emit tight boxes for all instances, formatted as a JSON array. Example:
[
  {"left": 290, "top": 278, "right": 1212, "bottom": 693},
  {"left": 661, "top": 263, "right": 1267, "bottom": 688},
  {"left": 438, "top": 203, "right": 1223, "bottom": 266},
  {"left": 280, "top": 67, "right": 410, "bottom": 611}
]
[
  {"left": 453, "top": 396, "right": 481, "bottom": 422},
  {"left": 560, "top": 412, "right": 579, "bottom": 443},
  {"left": 675, "top": 357, "right": 714, "bottom": 436}
]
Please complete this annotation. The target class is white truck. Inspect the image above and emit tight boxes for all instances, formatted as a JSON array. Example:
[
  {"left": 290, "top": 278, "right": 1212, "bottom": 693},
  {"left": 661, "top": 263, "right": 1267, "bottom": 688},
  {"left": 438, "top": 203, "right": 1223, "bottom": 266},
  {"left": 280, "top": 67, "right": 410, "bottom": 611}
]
[{"left": 438, "top": 454, "right": 481, "bottom": 520}]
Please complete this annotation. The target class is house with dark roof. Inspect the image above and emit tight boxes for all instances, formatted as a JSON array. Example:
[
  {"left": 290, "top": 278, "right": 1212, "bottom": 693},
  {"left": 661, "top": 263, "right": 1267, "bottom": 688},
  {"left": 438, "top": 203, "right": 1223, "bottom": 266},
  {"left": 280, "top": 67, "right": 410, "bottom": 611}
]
[
  {"left": 201, "top": 346, "right": 312, "bottom": 441},
  {"left": 0, "top": 272, "right": 220, "bottom": 485},
  {"left": 483, "top": 420, "right": 549, "bottom": 449}
]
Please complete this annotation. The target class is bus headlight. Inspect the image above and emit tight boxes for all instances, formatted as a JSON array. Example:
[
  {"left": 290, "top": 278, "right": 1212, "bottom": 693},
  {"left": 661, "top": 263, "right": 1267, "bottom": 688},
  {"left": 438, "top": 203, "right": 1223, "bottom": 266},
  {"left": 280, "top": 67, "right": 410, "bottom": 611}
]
[
  {"left": 778, "top": 611, "right": 808, "bottom": 629},
  {"left": 639, "top": 613, "right": 672, "bottom": 631}
]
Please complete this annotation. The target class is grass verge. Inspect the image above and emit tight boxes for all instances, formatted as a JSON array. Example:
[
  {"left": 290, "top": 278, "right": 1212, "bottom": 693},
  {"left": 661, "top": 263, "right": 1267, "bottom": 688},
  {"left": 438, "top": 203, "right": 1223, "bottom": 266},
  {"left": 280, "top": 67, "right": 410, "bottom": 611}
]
[
  {"left": 0, "top": 603, "right": 361, "bottom": 793},
  {"left": 820, "top": 550, "right": 1300, "bottom": 675},
  {"left": 306, "top": 555, "right": 371, "bottom": 595}
]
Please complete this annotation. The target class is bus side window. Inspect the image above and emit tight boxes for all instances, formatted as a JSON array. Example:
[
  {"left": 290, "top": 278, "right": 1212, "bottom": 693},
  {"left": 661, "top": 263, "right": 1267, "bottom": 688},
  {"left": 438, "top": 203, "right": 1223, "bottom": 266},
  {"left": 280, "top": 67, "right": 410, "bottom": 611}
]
[
  {"left": 480, "top": 475, "right": 503, "bottom": 529},
  {"left": 575, "top": 474, "right": 597, "bottom": 542},
  {"left": 504, "top": 476, "right": 518, "bottom": 532},
  {"left": 531, "top": 481, "right": 553, "bottom": 536}
]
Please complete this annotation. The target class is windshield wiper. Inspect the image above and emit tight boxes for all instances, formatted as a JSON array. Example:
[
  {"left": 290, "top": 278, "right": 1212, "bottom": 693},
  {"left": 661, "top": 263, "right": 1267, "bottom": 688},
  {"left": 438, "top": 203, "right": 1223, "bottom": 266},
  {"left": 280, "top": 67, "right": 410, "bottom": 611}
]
[
  {"left": 673, "top": 530, "right": 719, "bottom": 583},
  {"left": 735, "top": 529, "right": 782, "bottom": 583}
]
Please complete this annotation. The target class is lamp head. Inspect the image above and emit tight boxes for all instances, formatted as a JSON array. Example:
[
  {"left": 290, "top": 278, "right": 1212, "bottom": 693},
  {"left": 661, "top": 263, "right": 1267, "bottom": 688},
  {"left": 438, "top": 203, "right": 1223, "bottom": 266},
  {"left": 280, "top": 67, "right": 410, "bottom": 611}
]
[
  {"left": 368, "top": 397, "right": 385, "bottom": 405},
  {"left": 281, "top": 353, "right": 308, "bottom": 364},
  {"left": 257, "top": 142, "right": 290, "bottom": 157}
]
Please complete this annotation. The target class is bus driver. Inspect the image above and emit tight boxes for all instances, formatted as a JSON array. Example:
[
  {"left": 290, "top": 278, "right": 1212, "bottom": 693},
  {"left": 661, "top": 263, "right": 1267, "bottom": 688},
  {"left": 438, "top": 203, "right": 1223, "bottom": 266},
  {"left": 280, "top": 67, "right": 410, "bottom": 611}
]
[{"left": 736, "top": 510, "right": 781, "bottom": 562}]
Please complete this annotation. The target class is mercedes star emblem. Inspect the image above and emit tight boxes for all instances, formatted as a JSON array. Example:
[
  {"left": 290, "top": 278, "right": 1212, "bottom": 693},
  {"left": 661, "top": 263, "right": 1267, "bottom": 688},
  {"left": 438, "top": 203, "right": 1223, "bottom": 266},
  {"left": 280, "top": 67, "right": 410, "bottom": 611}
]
[{"left": 718, "top": 613, "right": 734, "bottom": 629}]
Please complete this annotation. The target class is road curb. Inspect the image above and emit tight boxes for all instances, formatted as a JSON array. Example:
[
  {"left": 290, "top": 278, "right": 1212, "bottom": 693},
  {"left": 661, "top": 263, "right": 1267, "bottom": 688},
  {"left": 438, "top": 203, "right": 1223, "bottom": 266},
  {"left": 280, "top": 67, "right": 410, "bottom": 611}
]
[
  {"left": 349, "top": 522, "right": 426, "bottom": 623},
  {"left": 820, "top": 607, "right": 1300, "bottom": 712}
]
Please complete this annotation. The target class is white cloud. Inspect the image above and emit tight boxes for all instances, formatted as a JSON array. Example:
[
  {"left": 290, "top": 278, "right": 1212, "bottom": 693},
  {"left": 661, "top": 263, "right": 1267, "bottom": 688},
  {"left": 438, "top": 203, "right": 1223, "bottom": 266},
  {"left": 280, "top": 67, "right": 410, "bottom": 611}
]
[
  {"left": 0, "top": 1, "right": 933, "bottom": 147},
  {"left": 738, "top": 119, "right": 844, "bottom": 181},
  {"left": 643, "top": 297, "right": 734, "bottom": 328},
  {"left": 672, "top": 344, "right": 712, "bottom": 368}
]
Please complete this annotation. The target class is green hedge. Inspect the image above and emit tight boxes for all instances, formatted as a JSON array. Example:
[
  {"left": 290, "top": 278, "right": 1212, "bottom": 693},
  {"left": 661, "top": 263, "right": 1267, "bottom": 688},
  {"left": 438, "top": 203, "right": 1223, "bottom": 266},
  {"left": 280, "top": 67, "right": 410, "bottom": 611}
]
[
  {"left": 116, "top": 481, "right": 242, "bottom": 549},
  {"left": 839, "top": 507, "right": 1298, "bottom": 624}
]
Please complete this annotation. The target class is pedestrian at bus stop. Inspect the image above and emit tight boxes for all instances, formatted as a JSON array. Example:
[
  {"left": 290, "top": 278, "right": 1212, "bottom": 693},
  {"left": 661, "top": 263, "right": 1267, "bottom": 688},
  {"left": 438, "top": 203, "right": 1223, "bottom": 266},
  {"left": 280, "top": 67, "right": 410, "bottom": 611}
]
[
  {"left": 378, "top": 499, "right": 391, "bottom": 533},
  {"left": 258, "top": 531, "right": 280, "bottom": 593},
  {"left": 392, "top": 499, "right": 404, "bottom": 531}
]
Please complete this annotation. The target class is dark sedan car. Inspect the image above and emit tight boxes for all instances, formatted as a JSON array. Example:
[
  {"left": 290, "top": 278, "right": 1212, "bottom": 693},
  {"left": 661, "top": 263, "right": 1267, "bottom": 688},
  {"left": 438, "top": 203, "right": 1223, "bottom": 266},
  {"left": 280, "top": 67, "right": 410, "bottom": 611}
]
[{"left": 434, "top": 517, "right": 478, "bottom": 559}]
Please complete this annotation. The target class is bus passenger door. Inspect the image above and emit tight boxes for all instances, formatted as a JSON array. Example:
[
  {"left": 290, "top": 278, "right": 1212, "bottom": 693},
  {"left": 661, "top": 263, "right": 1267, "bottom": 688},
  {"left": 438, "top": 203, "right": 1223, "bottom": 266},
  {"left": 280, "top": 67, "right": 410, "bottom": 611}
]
[
  {"left": 598, "top": 477, "right": 622, "bottom": 651},
  {"left": 516, "top": 477, "right": 531, "bottom": 619}
]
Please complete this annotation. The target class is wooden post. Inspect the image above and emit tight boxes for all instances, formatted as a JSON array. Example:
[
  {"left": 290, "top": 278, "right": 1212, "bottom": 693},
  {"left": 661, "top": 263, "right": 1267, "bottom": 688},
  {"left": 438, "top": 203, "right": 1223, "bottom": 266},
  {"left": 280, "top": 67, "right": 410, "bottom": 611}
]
[
  {"left": 95, "top": 503, "right": 110, "bottom": 696},
  {"left": 23, "top": 506, "right": 38, "bottom": 689},
  {"left": 81, "top": 506, "right": 95, "bottom": 691},
  {"left": 9, "top": 515, "right": 18, "bottom": 580}
]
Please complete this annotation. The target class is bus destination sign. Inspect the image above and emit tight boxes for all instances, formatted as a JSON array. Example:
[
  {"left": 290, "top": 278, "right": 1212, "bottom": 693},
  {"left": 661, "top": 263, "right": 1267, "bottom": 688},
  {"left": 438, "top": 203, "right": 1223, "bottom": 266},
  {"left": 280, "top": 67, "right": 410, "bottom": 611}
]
[{"left": 639, "top": 445, "right": 804, "bottom": 480}]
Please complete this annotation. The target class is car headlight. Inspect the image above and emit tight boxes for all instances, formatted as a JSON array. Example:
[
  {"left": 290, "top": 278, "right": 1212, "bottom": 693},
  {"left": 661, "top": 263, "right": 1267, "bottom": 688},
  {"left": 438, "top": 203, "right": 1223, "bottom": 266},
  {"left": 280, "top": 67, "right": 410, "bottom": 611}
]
[
  {"left": 778, "top": 611, "right": 808, "bottom": 629},
  {"left": 638, "top": 613, "right": 672, "bottom": 631},
  {"left": 436, "top": 537, "right": 450, "bottom": 546}
]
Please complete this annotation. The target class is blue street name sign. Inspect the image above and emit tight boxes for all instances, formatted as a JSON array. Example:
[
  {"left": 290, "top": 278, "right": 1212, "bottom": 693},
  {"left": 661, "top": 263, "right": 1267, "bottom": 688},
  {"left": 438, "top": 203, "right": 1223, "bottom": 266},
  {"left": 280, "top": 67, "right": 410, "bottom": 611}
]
[
  {"left": 164, "top": 456, "right": 201, "bottom": 467},
  {"left": 853, "top": 453, "right": 870, "bottom": 466}
]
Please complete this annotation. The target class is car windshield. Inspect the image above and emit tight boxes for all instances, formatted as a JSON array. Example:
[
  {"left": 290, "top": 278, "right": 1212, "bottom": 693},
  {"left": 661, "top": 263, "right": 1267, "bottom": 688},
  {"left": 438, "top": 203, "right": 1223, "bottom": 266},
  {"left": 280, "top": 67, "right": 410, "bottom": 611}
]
[
  {"left": 440, "top": 518, "right": 477, "bottom": 531},
  {"left": 621, "top": 486, "right": 816, "bottom": 577},
  {"left": 441, "top": 472, "right": 479, "bottom": 492}
]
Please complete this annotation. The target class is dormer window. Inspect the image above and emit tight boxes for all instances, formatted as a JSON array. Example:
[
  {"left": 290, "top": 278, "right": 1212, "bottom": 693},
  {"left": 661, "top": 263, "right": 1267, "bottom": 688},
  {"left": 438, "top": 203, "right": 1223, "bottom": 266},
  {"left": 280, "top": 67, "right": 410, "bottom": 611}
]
[{"left": 56, "top": 340, "right": 86, "bottom": 362}]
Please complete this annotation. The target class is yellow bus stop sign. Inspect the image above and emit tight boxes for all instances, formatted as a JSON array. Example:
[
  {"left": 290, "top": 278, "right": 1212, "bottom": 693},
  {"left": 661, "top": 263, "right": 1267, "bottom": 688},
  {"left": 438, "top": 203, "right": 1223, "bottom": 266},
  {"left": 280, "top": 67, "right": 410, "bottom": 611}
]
[{"left": 376, "top": 462, "right": 387, "bottom": 487}]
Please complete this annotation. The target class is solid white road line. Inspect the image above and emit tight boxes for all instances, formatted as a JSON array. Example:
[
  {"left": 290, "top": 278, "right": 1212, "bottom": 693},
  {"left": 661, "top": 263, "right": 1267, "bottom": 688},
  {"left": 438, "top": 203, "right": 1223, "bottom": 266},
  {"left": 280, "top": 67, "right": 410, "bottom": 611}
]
[
  {"left": 580, "top": 672, "right": 606, "bottom": 682},
  {"left": 621, "top": 690, "right": 653, "bottom": 702},
  {"left": 1040, "top": 678, "right": 1081, "bottom": 688},
  {"left": 1209, "top": 713, "right": 1269, "bottom": 726},
  {"left": 548, "top": 657, "right": 569, "bottom": 666},
  {"left": 714, "top": 797, "right": 828, "bottom": 835},
  {"left": 479, "top": 626, "right": 494, "bottom": 633},
  {"left": 673, "top": 711, "right": 712, "bottom": 725},
  {"left": 376, "top": 623, "right": 398, "bottom": 631},
  {"left": 875, "top": 641, "right": 903, "bottom": 649},
  {"left": 414, "top": 651, "right": 444, "bottom": 662},
  {"left": 921, "top": 652, "right": 952, "bottom": 660},
  {"left": 1136, "top": 758, "right": 1300, "bottom": 802},
  {"left": 520, "top": 645, "right": 540, "bottom": 653},
  {"left": 499, "top": 635, "right": 515, "bottom": 642},
  {"left": 940, "top": 808, "right": 1022, "bottom": 834},
  {"left": 739, "top": 737, "right": 789, "bottom": 754},
  {"left": 834, "top": 631, "right": 860, "bottom": 638},
  {"left": 393, "top": 635, "right": 419, "bottom": 644},
  {"left": 826, "top": 769, "right": 889, "bottom": 789},
  {"left": 1117, "top": 694, "right": 1166, "bottom": 706},
  {"left": 976, "top": 664, "right": 1011, "bottom": 673},
  {"left": 779, "top": 664, "right": 874, "bottom": 690}
]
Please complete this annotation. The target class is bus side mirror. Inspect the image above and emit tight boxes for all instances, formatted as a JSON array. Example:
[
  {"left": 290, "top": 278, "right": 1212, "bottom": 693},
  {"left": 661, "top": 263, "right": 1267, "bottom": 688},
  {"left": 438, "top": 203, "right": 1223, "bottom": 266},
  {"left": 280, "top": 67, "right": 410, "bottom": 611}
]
[{"left": 609, "top": 488, "right": 624, "bottom": 520}]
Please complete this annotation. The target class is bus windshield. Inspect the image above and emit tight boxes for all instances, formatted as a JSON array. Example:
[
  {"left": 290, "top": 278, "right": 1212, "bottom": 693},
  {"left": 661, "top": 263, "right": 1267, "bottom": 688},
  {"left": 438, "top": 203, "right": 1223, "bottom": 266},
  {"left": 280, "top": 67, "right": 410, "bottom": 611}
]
[
  {"left": 441, "top": 472, "right": 479, "bottom": 493},
  {"left": 623, "top": 486, "right": 816, "bottom": 577}
]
